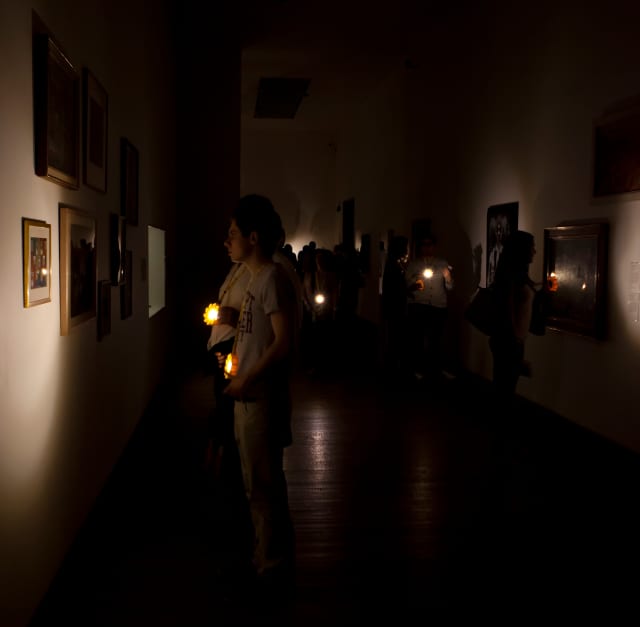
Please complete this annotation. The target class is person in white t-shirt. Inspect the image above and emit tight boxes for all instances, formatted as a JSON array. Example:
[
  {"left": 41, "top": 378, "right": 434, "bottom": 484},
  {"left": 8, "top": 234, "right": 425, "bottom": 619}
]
[{"left": 222, "top": 194, "right": 296, "bottom": 594}]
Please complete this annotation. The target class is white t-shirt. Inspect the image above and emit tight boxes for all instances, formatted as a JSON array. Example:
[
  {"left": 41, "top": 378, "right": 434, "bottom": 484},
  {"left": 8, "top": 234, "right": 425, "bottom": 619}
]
[
  {"left": 207, "top": 263, "right": 250, "bottom": 350},
  {"left": 234, "top": 262, "right": 295, "bottom": 397}
]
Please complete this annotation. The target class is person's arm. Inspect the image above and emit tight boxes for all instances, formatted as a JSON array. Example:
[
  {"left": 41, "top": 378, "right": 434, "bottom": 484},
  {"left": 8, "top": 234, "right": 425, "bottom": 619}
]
[
  {"left": 442, "top": 264, "right": 454, "bottom": 290},
  {"left": 224, "top": 309, "right": 292, "bottom": 399}
]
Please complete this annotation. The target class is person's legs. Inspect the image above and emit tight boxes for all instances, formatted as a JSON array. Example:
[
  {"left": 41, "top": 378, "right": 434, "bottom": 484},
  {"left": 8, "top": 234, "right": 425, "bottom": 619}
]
[{"left": 234, "top": 399, "right": 294, "bottom": 576}]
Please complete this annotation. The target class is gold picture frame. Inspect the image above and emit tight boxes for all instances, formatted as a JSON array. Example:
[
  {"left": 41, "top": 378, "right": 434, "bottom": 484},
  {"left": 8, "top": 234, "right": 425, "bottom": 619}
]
[
  {"left": 60, "top": 205, "right": 97, "bottom": 335},
  {"left": 22, "top": 218, "right": 52, "bottom": 308}
]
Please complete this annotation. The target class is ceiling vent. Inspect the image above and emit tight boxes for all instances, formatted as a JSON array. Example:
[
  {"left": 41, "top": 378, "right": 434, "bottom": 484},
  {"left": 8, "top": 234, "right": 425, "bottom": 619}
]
[{"left": 254, "top": 77, "right": 310, "bottom": 119}]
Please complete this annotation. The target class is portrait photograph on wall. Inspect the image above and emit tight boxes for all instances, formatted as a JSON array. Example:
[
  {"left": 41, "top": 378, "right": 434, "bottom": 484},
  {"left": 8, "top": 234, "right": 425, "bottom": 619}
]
[
  {"left": 22, "top": 218, "right": 52, "bottom": 308},
  {"left": 486, "top": 201, "right": 518, "bottom": 287},
  {"left": 543, "top": 223, "right": 608, "bottom": 340},
  {"left": 60, "top": 205, "right": 97, "bottom": 335}
]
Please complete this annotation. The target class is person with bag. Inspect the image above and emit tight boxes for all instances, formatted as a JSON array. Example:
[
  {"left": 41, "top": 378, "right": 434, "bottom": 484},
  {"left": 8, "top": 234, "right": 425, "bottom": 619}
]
[{"left": 488, "top": 230, "right": 547, "bottom": 410}]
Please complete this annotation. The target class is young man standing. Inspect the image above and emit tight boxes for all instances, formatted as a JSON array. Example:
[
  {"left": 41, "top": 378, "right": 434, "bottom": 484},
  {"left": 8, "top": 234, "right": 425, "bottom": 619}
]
[{"left": 222, "top": 194, "right": 296, "bottom": 592}]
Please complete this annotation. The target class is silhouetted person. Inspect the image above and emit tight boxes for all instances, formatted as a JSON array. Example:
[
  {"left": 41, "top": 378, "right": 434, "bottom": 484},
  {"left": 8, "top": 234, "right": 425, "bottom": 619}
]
[{"left": 405, "top": 234, "right": 453, "bottom": 383}]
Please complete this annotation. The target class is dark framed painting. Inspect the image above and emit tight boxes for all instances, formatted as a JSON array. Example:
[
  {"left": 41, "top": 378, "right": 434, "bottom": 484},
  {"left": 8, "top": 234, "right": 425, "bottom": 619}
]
[
  {"left": 83, "top": 68, "right": 108, "bottom": 192},
  {"left": 22, "top": 218, "right": 52, "bottom": 308},
  {"left": 120, "top": 138, "right": 139, "bottom": 226},
  {"left": 543, "top": 223, "right": 608, "bottom": 340},
  {"left": 120, "top": 249, "right": 133, "bottom": 320},
  {"left": 486, "top": 201, "right": 518, "bottom": 288},
  {"left": 110, "top": 213, "right": 126, "bottom": 285},
  {"left": 97, "top": 280, "right": 111, "bottom": 341},
  {"left": 33, "top": 31, "right": 80, "bottom": 189},
  {"left": 593, "top": 104, "right": 640, "bottom": 197},
  {"left": 59, "top": 205, "right": 97, "bottom": 335}
]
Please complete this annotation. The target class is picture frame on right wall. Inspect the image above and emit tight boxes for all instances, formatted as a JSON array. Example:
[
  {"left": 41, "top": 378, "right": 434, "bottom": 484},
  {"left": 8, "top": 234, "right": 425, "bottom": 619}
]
[
  {"left": 120, "top": 137, "right": 139, "bottom": 226},
  {"left": 486, "top": 201, "right": 518, "bottom": 288},
  {"left": 543, "top": 223, "right": 608, "bottom": 340}
]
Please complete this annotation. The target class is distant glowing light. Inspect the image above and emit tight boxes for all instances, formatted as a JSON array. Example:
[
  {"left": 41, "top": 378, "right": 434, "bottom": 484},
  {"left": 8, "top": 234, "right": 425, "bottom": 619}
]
[{"left": 423, "top": 268, "right": 433, "bottom": 279}]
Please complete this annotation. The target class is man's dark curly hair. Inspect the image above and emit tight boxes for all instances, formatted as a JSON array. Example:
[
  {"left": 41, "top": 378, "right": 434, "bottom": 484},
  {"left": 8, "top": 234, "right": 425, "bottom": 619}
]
[{"left": 232, "top": 194, "right": 283, "bottom": 257}]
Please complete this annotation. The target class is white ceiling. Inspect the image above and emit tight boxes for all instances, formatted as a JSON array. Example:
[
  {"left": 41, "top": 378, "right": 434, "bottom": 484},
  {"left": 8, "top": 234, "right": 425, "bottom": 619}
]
[{"left": 239, "top": 0, "right": 453, "bottom": 132}]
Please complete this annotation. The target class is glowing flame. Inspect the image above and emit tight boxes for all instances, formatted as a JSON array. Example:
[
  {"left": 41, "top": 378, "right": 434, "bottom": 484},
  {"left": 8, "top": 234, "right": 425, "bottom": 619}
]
[
  {"left": 423, "top": 268, "right": 433, "bottom": 279},
  {"left": 203, "top": 303, "right": 219, "bottom": 325},
  {"left": 314, "top": 293, "right": 326, "bottom": 305},
  {"left": 224, "top": 353, "right": 238, "bottom": 378}
]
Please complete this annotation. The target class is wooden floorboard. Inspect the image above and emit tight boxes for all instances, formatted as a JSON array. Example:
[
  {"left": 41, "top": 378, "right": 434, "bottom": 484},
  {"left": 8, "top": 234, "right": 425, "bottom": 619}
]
[{"left": 29, "top": 366, "right": 640, "bottom": 625}]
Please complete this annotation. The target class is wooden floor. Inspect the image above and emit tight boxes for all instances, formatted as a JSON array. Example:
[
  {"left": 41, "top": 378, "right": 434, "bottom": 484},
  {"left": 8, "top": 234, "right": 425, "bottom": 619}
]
[{"left": 30, "top": 362, "right": 640, "bottom": 625}]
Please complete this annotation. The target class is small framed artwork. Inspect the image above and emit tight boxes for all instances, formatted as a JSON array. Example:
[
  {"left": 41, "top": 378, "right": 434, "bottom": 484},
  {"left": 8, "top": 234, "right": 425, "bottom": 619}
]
[
  {"left": 83, "top": 68, "right": 108, "bottom": 192},
  {"left": 486, "top": 201, "right": 518, "bottom": 288},
  {"left": 22, "top": 218, "right": 52, "bottom": 308},
  {"left": 33, "top": 31, "right": 80, "bottom": 189},
  {"left": 110, "top": 213, "right": 126, "bottom": 285},
  {"left": 120, "top": 138, "right": 139, "bottom": 226},
  {"left": 97, "top": 280, "right": 111, "bottom": 341},
  {"left": 60, "top": 205, "right": 97, "bottom": 335},
  {"left": 120, "top": 249, "right": 133, "bottom": 320},
  {"left": 593, "top": 103, "right": 640, "bottom": 197},
  {"left": 543, "top": 223, "right": 608, "bottom": 340}
]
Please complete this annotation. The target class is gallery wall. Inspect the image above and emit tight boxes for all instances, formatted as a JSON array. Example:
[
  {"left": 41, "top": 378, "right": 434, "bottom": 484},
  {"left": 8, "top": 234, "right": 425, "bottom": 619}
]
[{"left": 0, "top": 1, "right": 177, "bottom": 625}]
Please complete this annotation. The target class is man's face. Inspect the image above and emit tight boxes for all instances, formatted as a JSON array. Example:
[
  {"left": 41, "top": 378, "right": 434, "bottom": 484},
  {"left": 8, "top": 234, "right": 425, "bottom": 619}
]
[{"left": 224, "top": 219, "right": 252, "bottom": 263}]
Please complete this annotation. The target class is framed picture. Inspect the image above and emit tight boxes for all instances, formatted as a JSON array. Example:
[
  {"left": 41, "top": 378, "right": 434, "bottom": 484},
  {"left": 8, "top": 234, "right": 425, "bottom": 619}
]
[
  {"left": 486, "top": 201, "right": 518, "bottom": 288},
  {"left": 33, "top": 31, "right": 80, "bottom": 189},
  {"left": 593, "top": 103, "right": 640, "bottom": 197},
  {"left": 110, "top": 213, "right": 126, "bottom": 285},
  {"left": 120, "top": 249, "right": 133, "bottom": 320},
  {"left": 97, "top": 280, "right": 111, "bottom": 341},
  {"left": 543, "top": 223, "right": 608, "bottom": 340},
  {"left": 120, "top": 138, "right": 139, "bottom": 226},
  {"left": 22, "top": 218, "right": 52, "bottom": 308},
  {"left": 60, "top": 205, "right": 97, "bottom": 336},
  {"left": 83, "top": 68, "right": 108, "bottom": 192}
]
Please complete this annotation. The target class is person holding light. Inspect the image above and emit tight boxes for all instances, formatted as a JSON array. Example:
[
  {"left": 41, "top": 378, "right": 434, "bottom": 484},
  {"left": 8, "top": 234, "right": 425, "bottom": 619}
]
[{"left": 405, "top": 234, "right": 454, "bottom": 383}]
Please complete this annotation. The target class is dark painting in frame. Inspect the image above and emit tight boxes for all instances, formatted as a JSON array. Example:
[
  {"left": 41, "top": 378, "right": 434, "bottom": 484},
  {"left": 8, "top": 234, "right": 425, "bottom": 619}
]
[
  {"left": 59, "top": 205, "right": 97, "bottom": 335},
  {"left": 32, "top": 18, "right": 80, "bottom": 189},
  {"left": 593, "top": 103, "right": 640, "bottom": 197},
  {"left": 120, "top": 249, "right": 133, "bottom": 320},
  {"left": 543, "top": 223, "right": 608, "bottom": 340},
  {"left": 120, "top": 138, "right": 139, "bottom": 226},
  {"left": 97, "top": 280, "right": 111, "bottom": 341},
  {"left": 110, "top": 213, "right": 126, "bottom": 285},
  {"left": 486, "top": 201, "right": 518, "bottom": 288},
  {"left": 83, "top": 68, "right": 108, "bottom": 192}
]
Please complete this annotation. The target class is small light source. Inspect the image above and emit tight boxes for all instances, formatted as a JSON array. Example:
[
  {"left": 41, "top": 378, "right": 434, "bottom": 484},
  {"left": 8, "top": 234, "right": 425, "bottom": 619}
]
[
  {"left": 314, "top": 293, "right": 326, "bottom": 305},
  {"left": 423, "top": 268, "right": 434, "bottom": 279},
  {"left": 581, "top": 282, "right": 587, "bottom": 290},
  {"left": 224, "top": 353, "right": 238, "bottom": 379},
  {"left": 203, "top": 303, "right": 219, "bottom": 325},
  {"left": 547, "top": 272, "right": 559, "bottom": 292}
]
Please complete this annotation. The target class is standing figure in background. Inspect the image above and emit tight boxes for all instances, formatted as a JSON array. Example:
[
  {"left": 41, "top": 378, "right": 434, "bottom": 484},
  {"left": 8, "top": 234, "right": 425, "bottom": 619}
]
[
  {"left": 405, "top": 234, "right": 454, "bottom": 384},
  {"left": 381, "top": 235, "right": 409, "bottom": 376},
  {"left": 488, "top": 230, "right": 538, "bottom": 413}
]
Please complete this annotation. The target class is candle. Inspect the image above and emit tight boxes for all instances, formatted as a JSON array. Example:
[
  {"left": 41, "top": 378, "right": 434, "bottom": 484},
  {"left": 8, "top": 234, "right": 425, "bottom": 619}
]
[{"left": 203, "top": 303, "right": 220, "bottom": 325}]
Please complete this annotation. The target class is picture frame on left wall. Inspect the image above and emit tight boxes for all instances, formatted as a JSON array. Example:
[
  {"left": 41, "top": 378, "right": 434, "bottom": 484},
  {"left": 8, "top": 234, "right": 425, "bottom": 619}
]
[
  {"left": 83, "top": 68, "right": 108, "bottom": 193},
  {"left": 60, "top": 205, "right": 97, "bottom": 335},
  {"left": 33, "top": 31, "right": 80, "bottom": 189},
  {"left": 22, "top": 218, "right": 52, "bottom": 308}
]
